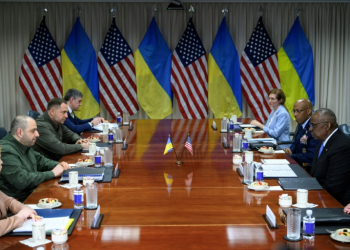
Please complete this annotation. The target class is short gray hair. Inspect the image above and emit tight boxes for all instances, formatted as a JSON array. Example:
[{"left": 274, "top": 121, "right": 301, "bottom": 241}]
[
  {"left": 64, "top": 89, "right": 83, "bottom": 102},
  {"left": 10, "top": 116, "right": 30, "bottom": 135},
  {"left": 314, "top": 108, "right": 338, "bottom": 128}
]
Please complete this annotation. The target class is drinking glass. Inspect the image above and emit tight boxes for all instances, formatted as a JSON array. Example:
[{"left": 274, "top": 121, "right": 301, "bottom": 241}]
[
  {"left": 86, "top": 183, "right": 98, "bottom": 209},
  {"left": 102, "top": 123, "right": 109, "bottom": 134},
  {"left": 123, "top": 112, "right": 130, "bottom": 125},
  {"left": 104, "top": 148, "right": 113, "bottom": 167},
  {"left": 287, "top": 208, "right": 301, "bottom": 240},
  {"left": 51, "top": 243, "right": 69, "bottom": 250}
]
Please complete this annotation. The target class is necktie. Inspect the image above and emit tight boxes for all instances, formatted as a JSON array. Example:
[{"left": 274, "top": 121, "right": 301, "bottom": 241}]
[
  {"left": 71, "top": 112, "right": 75, "bottom": 118},
  {"left": 318, "top": 143, "right": 324, "bottom": 158}
]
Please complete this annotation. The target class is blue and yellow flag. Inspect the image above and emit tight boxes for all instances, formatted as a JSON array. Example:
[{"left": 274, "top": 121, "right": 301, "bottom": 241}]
[
  {"left": 135, "top": 17, "right": 172, "bottom": 119},
  {"left": 208, "top": 17, "right": 242, "bottom": 118},
  {"left": 278, "top": 17, "right": 315, "bottom": 118},
  {"left": 61, "top": 17, "right": 99, "bottom": 119},
  {"left": 163, "top": 137, "right": 173, "bottom": 155}
]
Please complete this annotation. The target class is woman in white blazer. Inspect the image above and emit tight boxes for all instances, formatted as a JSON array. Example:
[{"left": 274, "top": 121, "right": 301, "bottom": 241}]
[{"left": 250, "top": 89, "right": 290, "bottom": 143}]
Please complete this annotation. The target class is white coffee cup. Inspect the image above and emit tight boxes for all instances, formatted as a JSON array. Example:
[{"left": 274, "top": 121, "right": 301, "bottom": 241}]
[
  {"left": 102, "top": 123, "right": 109, "bottom": 134},
  {"left": 245, "top": 151, "right": 253, "bottom": 163},
  {"left": 232, "top": 115, "right": 237, "bottom": 124},
  {"left": 69, "top": 171, "right": 78, "bottom": 186},
  {"left": 297, "top": 189, "right": 308, "bottom": 207}
]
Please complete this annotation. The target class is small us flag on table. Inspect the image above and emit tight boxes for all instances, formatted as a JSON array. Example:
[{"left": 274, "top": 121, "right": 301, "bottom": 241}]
[
  {"left": 98, "top": 17, "right": 138, "bottom": 118},
  {"left": 19, "top": 16, "right": 62, "bottom": 113},
  {"left": 185, "top": 135, "right": 193, "bottom": 155}
]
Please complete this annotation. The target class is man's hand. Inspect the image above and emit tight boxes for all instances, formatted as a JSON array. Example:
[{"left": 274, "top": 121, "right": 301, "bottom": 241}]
[
  {"left": 51, "top": 164, "right": 64, "bottom": 177},
  {"left": 284, "top": 148, "right": 293, "bottom": 156},
  {"left": 344, "top": 204, "right": 350, "bottom": 214},
  {"left": 59, "top": 162, "right": 70, "bottom": 170},
  {"left": 76, "top": 139, "right": 89, "bottom": 144},
  {"left": 92, "top": 117, "right": 102, "bottom": 126},
  {"left": 15, "top": 207, "right": 37, "bottom": 221}
]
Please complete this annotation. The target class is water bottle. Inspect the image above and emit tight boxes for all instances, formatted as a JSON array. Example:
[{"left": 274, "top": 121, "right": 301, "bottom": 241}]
[
  {"left": 256, "top": 163, "right": 264, "bottom": 183},
  {"left": 303, "top": 210, "right": 315, "bottom": 240},
  {"left": 95, "top": 148, "right": 102, "bottom": 168},
  {"left": 108, "top": 129, "right": 114, "bottom": 143},
  {"left": 74, "top": 184, "right": 84, "bottom": 209},
  {"left": 116, "top": 112, "right": 122, "bottom": 126},
  {"left": 229, "top": 120, "right": 234, "bottom": 132},
  {"left": 242, "top": 136, "right": 249, "bottom": 152}
]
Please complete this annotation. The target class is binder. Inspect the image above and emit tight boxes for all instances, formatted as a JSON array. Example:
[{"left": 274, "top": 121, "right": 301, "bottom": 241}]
[
  {"left": 62, "top": 167, "right": 104, "bottom": 181},
  {"left": 278, "top": 177, "right": 323, "bottom": 190}
]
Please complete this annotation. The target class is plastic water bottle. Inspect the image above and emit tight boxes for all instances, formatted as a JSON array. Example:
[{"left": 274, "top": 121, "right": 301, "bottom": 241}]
[
  {"left": 303, "top": 210, "right": 315, "bottom": 240},
  {"left": 108, "top": 129, "right": 114, "bottom": 143},
  {"left": 116, "top": 112, "right": 122, "bottom": 126},
  {"left": 95, "top": 148, "right": 102, "bottom": 168},
  {"left": 256, "top": 163, "right": 264, "bottom": 183},
  {"left": 242, "top": 136, "right": 249, "bottom": 152},
  {"left": 74, "top": 184, "right": 84, "bottom": 209}
]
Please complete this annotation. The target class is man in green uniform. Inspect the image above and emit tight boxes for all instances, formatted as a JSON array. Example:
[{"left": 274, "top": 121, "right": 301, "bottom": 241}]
[
  {"left": 33, "top": 98, "right": 89, "bottom": 161},
  {"left": 0, "top": 116, "right": 70, "bottom": 202}
]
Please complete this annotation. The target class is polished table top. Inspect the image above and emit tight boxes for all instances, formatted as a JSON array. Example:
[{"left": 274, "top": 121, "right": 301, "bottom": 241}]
[{"left": 0, "top": 119, "right": 345, "bottom": 249}]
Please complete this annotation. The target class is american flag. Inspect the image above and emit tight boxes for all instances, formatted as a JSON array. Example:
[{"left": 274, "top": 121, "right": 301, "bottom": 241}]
[
  {"left": 98, "top": 18, "right": 138, "bottom": 118},
  {"left": 171, "top": 18, "right": 208, "bottom": 119},
  {"left": 184, "top": 135, "right": 193, "bottom": 155},
  {"left": 240, "top": 17, "right": 280, "bottom": 123},
  {"left": 19, "top": 17, "right": 62, "bottom": 113}
]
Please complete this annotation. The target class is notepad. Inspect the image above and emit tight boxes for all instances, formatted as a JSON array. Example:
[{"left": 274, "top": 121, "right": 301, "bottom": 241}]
[
  {"left": 261, "top": 159, "right": 290, "bottom": 165},
  {"left": 262, "top": 165, "right": 297, "bottom": 178},
  {"left": 93, "top": 123, "right": 119, "bottom": 131}
]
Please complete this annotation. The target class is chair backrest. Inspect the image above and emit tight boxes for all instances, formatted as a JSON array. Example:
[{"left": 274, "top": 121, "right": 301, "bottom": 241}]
[
  {"left": 339, "top": 124, "right": 350, "bottom": 139},
  {"left": 27, "top": 110, "right": 40, "bottom": 120},
  {"left": 0, "top": 127, "right": 7, "bottom": 140}
]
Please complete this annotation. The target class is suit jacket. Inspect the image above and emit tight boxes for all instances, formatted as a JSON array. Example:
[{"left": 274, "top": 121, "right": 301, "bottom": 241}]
[
  {"left": 290, "top": 120, "right": 319, "bottom": 165},
  {"left": 263, "top": 105, "right": 290, "bottom": 142},
  {"left": 310, "top": 129, "right": 350, "bottom": 206},
  {"left": 64, "top": 112, "right": 93, "bottom": 135},
  {"left": 0, "top": 191, "right": 25, "bottom": 236}
]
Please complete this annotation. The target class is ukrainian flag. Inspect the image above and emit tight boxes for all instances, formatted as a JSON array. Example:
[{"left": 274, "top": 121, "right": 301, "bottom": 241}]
[
  {"left": 163, "top": 137, "right": 173, "bottom": 155},
  {"left": 208, "top": 17, "right": 242, "bottom": 118},
  {"left": 61, "top": 17, "right": 99, "bottom": 119},
  {"left": 135, "top": 17, "right": 172, "bottom": 119},
  {"left": 278, "top": 17, "right": 315, "bottom": 118}
]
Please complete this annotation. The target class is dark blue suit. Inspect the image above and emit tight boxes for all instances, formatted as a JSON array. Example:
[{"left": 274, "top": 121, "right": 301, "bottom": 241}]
[
  {"left": 290, "top": 120, "right": 319, "bottom": 165},
  {"left": 64, "top": 112, "right": 93, "bottom": 135}
]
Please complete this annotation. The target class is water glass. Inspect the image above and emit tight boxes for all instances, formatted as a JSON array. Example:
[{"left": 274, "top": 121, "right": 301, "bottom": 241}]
[
  {"left": 245, "top": 130, "right": 252, "bottom": 140},
  {"left": 243, "top": 162, "right": 253, "bottom": 184},
  {"left": 104, "top": 148, "right": 113, "bottom": 166},
  {"left": 287, "top": 208, "right": 301, "bottom": 240},
  {"left": 32, "top": 220, "right": 45, "bottom": 243},
  {"left": 102, "top": 123, "right": 109, "bottom": 134},
  {"left": 69, "top": 171, "right": 78, "bottom": 186},
  {"left": 221, "top": 118, "right": 227, "bottom": 132},
  {"left": 123, "top": 112, "right": 130, "bottom": 125},
  {"left": 89, "top": 143, "right": 96, "bottom": 155},
  {"left": 115, "top": 128, "right": 123, "bottom": 143},
  {"left": 232, "top": 115, "right": 237, "bottom": 123},
  {"left": 86, "top": 183, "right": 98, "bottom": 209}
]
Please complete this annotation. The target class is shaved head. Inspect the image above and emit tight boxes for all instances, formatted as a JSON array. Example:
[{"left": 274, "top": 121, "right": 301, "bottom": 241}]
[
  {"left": 295, "top": 99, "right": 313, "bottom": 109},
  {"left": 10, "top": 116, "right": 33, "bottom": 135}
]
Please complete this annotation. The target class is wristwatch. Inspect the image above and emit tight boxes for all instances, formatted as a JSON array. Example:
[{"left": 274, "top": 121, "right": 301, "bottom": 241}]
[{"left": 89, "top": 122, "right": 94, "bottom": 127}]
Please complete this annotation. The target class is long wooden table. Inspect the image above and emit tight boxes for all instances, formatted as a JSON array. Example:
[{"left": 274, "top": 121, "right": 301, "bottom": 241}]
[{"left": 1, "top": 119, "right": 345, "bottom": 249}]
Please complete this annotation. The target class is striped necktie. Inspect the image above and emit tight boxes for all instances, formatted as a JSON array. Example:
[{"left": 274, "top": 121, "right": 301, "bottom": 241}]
[{"left": 318, "top": 143, "right": 324, "bottom": 158}]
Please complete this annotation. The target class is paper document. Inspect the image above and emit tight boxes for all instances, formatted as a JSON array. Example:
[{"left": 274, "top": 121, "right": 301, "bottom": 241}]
[
  {"left": 262, "top": 164, "right": 297, "bottom": 177},
  {"left": 93, "top": 123, "right": 119, "bottom": 131},
  {"left": 261, "top": 159, "right": 290, "bottom": 165},
  {"left": 13, "top": 217, "right": 70, "bottom": 232},
  {"left": 240, "top": 124, "right": 259, "bottom": 128}
]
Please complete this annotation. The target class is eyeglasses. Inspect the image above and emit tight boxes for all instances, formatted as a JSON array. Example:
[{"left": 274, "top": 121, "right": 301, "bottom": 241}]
[
  {"left": 292, "top": 109, "right": 307, "bottom": 114},
  {"left": 309, "top": 121, "right": 329, "bottom": 129}
]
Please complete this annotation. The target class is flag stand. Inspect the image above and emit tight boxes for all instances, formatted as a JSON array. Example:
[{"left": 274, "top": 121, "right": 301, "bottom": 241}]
[{"left": 173, "top": 148, "right": 183, "bottom": 165}]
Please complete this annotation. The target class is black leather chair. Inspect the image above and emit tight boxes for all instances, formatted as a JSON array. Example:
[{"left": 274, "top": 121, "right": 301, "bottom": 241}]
[
  {"left": 0, "top": 127, "right": 7, "bottom": 140},
  {"left": 339, "top": 124, "right": 350, "bottom": 139},
  {"left": 28, "top": 110, "right": 40, "bottom": 120}
]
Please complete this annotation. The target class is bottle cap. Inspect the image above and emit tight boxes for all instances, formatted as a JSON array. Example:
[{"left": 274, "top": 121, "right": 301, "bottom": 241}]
[{"left": 306, "top": 209, "right": 312, "bottom": 216}]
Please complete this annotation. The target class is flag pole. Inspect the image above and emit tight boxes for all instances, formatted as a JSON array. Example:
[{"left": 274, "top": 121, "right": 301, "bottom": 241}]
[{"left": 170, "top": 134, "right": 183, "bottom": 165}]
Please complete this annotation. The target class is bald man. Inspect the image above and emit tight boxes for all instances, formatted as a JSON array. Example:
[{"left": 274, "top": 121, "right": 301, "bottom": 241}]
[
  {"left": 284, "top": 99, "right": 318, "bottom": 168},
  {"left": 309, "top": 108, "right": 350, "bottom": 206},
  {"left": 0, "top": 116, "right": 70, "bottom": 202}
]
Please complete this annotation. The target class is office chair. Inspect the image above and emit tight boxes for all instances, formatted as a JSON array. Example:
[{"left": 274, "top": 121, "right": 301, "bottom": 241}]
[
  {"left": 339, "top": 124, "right": 350, "bottom": 139},
  {"left": 28, "top": 110, "right": 40, "bottom": 120},
  {"left": 0, "top": 127, "right": 7, "bottom": 140}
]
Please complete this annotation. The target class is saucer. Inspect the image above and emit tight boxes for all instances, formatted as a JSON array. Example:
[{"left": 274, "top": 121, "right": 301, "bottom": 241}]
[
  {"left": 292, "top": 203, "right": 318, "bottom": 208},
  {"left": 330, "top": 232, "right": 350, "bottom": 243}
]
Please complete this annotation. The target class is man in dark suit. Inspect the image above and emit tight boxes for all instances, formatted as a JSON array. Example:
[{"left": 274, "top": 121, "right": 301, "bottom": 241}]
[
  {"left": 309, "top": 108, "right": 350, "bottom": 206},
  {"left": 284, "top": 99, "right": 318, "bottom": 169},
  {"left": 63, "top": 89, "right": 105, "bottom": 135}
]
